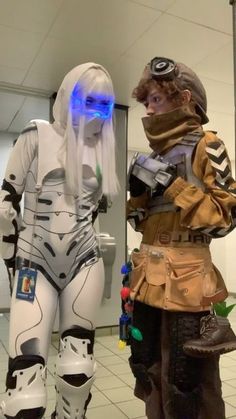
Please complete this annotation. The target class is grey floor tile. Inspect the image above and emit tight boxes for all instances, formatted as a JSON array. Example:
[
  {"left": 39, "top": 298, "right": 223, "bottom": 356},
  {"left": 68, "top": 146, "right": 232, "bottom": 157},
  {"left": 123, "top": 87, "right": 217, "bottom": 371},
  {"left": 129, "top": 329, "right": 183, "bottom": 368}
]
[
  {"left": 94, "top": 375, "right": 128, "bottom": 391},
  {"left": 225, "top": 402, "right": 236, "bottom": 418},
  {"left": 102, "top": 386, "right": 135, "bottom": 403},
  {"left": 96, "top": 364, "right": 114, "bottom": 378},
  {"left": 97, "top": 354, "right": 126, "bottom": 366},
  {"left": 222, "top": 382, "right": 236, "bottom": 397},
  {"left": 106, "top": 362, "right": 132, "bottom": 375},
  {"left": 89, "top": 390, "right": 111, "bottom": 408},
  {"left": 87, "top": 404, "right": 129, "bottom": 419},
  {"left": 118, "top": 372, "right": 136, "bottom": 388},
  {"left": 117, "top": 399, "right": 146, "bottom": 418}
]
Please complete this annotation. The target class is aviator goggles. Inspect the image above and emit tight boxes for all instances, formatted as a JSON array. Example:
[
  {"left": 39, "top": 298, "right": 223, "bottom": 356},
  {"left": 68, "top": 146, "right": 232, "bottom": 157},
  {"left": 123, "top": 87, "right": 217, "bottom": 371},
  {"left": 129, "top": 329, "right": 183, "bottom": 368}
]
[{"left": 149, "top": 57, "right": 179, "bottom": 80}]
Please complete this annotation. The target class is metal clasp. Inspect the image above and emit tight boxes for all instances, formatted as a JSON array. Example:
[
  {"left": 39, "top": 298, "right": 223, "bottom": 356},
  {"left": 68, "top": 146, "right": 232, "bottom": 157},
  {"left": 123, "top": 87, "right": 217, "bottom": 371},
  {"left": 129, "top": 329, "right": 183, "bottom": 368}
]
[{"left": 149, "top": 250, "right": 164, "bottom": 259}]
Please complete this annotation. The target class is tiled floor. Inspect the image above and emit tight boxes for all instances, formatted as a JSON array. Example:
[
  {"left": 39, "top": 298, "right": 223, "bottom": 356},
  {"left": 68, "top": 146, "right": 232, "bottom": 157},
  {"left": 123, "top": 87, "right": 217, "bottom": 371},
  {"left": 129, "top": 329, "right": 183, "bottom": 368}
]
[{"left": 0, "top": 297, "right": 236, "bottom": 418}]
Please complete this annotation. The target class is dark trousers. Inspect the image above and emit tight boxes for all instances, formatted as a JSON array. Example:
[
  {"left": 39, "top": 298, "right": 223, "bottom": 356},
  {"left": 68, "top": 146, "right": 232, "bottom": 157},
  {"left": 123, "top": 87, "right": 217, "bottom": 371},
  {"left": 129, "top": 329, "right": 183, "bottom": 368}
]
[{"left": 129, "top": 301, "right": 225, "bottom": 419}]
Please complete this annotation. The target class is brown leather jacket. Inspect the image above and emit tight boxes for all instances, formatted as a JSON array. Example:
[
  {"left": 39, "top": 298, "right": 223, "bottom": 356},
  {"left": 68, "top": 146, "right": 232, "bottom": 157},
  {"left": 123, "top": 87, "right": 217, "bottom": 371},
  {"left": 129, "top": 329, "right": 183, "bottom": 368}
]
[{"left": 127, "top": 130, "right": 236, "bottom": 312}]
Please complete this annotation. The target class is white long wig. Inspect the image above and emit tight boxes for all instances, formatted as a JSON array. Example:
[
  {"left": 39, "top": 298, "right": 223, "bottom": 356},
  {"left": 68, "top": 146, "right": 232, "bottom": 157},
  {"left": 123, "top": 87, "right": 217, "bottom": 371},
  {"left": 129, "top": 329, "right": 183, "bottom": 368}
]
[{"left": 53, "top": 63, "right": 119, "bottom": 198}]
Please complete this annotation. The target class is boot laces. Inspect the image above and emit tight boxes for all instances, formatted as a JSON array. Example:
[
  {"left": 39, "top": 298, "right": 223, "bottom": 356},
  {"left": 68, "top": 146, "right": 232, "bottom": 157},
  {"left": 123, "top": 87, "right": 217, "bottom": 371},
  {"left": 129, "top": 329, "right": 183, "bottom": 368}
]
[{"left": 200, "top": 314, "right": 216, "bottom": 336}]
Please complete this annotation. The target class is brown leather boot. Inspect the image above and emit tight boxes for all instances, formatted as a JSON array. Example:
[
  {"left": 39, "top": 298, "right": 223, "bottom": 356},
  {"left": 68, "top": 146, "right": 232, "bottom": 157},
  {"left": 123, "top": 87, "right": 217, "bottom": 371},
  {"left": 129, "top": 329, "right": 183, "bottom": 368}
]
[{"left": 183, "top": 314, "right": 236, "bottom": 357}]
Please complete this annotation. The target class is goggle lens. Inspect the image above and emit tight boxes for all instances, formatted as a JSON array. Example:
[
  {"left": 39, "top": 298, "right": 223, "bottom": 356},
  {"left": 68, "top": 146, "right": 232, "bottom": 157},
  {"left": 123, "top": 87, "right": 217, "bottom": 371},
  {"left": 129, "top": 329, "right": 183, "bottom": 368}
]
[
  {"left": 71, "top": 86, "right": 114, "bottom": 120},
  {"left": 150, "top": 57, "right": 177, "bottom": 80}
]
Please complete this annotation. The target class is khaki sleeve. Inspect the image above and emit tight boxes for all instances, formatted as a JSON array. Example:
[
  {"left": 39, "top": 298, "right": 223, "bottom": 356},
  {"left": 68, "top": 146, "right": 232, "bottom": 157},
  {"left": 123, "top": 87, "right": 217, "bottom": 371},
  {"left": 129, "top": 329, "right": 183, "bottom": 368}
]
[
  {"left": 164, "top": 132, "right": 236, "bottom": 236},
  {"left": 126, "top": 192, "right": 149, "bottom": 232}
]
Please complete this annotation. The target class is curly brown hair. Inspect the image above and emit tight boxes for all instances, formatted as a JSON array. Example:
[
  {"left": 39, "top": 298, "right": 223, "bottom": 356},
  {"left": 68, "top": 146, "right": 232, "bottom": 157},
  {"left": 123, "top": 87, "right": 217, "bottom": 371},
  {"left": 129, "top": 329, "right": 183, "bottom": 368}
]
[{"left": 132, "top": 78, "right": 184, "bottom": 106}]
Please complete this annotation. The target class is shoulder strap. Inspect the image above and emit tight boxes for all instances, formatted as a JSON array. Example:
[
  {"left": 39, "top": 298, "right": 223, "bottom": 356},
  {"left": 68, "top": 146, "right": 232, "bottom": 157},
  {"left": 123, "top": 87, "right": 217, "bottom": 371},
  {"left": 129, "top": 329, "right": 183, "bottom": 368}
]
[{"left": 180, "top": 130, "right": 204, "bottom": 146}]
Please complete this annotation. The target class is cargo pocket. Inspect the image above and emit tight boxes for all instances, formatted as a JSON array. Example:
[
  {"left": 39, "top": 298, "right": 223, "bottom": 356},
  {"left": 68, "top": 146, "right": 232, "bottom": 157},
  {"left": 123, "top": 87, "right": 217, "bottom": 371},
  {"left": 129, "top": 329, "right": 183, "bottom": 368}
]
[
  {"left": 146, "top": 253, "right": 166, "bottom": 286},
  {"left": 202, "top": 268, "right": 217, "bottom": 298},
  {"left": 168, "top": 258, "right": 204, "bottom": 307},
  {"left": 201, "top": 263, "right": 227, "bottom": 305},
  {"left": 129, "top": 251, "right": 147, "bottom": 300}
]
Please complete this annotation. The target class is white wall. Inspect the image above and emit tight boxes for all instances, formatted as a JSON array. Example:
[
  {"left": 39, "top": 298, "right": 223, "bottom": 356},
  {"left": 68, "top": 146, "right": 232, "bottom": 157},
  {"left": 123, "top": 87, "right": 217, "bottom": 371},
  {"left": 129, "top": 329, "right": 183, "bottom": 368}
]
[
  {"left": 0, "top": 132, "right": 16, "bottom": 178},
  {"left": 0, "top": 132, "right": 18, "bottom": 309}
]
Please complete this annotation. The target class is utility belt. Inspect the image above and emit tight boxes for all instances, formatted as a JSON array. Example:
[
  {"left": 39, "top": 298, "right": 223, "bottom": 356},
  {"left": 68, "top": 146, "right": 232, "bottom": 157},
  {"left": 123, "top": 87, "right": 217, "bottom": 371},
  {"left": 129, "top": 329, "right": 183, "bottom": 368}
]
[
  {"left": 151, "top": 230, "right": 211, "bottom": 246},
  {"left": 129, "top": 243, "right": 228, "bottom": 312}
]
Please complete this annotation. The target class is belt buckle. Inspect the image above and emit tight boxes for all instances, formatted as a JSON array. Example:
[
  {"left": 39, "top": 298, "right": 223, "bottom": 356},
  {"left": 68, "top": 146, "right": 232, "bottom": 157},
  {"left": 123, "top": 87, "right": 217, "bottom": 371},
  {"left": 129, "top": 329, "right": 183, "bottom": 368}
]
[{"left": 149, "top": 250, "right": 164, "bottom": 259}]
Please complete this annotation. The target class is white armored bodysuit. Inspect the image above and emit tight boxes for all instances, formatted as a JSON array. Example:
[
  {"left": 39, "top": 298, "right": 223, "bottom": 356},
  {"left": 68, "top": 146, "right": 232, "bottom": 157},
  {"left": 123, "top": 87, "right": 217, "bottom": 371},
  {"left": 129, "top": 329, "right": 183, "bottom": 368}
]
[
  {"left": 17, "top": 121, "right": 101, "bottom": 291},
  {"left": 0, "top": 62, "right": 117, "bottom": 419}
]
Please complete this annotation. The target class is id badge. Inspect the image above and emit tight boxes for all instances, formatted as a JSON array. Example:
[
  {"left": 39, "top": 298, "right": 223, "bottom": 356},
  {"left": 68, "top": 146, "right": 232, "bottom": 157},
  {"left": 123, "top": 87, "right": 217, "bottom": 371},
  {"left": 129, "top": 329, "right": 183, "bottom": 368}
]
[{"left": 16, "top": 268, "right": 37, "bottom": 302}]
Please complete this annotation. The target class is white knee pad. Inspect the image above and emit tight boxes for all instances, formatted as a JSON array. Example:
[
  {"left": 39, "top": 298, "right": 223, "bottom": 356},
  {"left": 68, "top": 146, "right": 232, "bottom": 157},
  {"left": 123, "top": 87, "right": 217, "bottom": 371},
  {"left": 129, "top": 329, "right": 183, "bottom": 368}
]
[
  {"left": 0, "top": 363, "right": 47, "bottom": 418},
  {"left": 54, "top": 335, "right": 96, "bottom": 419}
]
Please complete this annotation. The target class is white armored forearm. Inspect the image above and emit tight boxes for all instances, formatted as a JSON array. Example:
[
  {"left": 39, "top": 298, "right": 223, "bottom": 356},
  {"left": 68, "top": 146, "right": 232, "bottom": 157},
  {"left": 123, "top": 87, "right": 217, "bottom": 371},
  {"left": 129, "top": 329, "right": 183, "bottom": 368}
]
[
  {"left": 0, "top": 190, "right": 17, "bottom": 234},
  {"left": 0, "top": 185, "right": 22, "bottom": 264}
]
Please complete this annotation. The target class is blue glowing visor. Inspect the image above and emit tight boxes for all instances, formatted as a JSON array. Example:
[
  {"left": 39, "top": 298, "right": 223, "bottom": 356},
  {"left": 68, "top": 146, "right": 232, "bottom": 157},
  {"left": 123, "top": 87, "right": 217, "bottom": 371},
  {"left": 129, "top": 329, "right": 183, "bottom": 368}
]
[{"left": 71, "top": 85, "right": 114, "bottom": 120}]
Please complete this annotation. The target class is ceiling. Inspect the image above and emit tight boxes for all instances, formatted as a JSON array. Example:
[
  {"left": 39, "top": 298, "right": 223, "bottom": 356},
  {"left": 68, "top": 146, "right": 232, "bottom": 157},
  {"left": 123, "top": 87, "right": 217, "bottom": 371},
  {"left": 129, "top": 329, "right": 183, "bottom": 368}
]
[{"left": 0, "top": 0, "right": 235, "bottom": 156}]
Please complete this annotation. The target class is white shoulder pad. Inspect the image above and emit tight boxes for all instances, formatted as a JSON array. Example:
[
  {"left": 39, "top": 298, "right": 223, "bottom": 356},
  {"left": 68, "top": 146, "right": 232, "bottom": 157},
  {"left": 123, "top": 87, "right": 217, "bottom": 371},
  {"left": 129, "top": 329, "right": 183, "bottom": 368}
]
[
  {"left": 21, "top": 119, "right": 49, "bottom": 135},
  {"left": 20, "top": 120, "right": 38, "bottom": 136}
]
